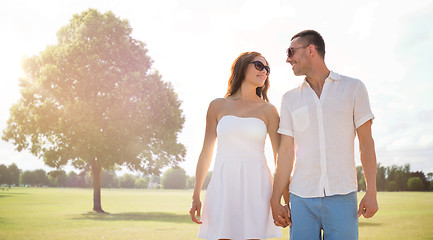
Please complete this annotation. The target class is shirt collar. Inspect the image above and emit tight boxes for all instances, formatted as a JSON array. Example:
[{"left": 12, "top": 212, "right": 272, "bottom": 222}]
[
  {"left": 301, "top": 70, "right": 340, "bottom": 88},
  {"left": 328, "top": 71, "right": 341, "bottom": 81}
]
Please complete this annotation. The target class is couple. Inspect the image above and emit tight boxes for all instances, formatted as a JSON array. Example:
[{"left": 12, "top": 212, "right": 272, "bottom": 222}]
[{"left": 189, "top": 30, "right": 379, "bottom": 240}]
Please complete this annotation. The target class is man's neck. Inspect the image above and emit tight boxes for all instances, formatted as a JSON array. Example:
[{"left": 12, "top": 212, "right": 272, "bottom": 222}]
[
  {"left": 305, "top": 65, "right": 330, "bottom": 98},
  {"left": 306, "top": 68, "right": 330, "bottom": 88}
]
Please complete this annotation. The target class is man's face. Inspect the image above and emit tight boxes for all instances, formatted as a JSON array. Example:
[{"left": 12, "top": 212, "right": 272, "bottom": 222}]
[{"left": 286, "top": 37, "right": 310, "bottom": 76}]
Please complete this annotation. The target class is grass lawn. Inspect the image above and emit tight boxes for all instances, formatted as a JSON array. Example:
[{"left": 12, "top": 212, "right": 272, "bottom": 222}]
[{"left": 0, "top": 188, "right": 432, "bottom": 239}]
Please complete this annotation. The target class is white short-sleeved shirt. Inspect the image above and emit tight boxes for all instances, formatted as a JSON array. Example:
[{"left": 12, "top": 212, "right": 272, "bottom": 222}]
[{"left": 278, "top": 71, "right": 374, "bottom": 198}]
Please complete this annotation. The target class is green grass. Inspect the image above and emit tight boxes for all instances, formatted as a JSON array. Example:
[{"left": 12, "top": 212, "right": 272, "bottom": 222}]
[{"left": 0, "top": 188, "right": 432, "bottom": 239}]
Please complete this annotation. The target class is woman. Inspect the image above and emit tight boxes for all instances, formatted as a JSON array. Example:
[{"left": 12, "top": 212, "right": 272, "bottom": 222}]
[{"left": 189, "top": 52, "right": 282, "bottom": 240}]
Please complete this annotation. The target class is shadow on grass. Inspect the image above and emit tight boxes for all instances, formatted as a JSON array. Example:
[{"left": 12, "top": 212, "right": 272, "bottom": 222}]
[
  {"left": 71, "top": 211, "right": 192, "bottom": 224},
  {"left": 0, "top": 192, "right": 28, "bottom": 198},
  {"left": 359, "top": 222, "right": 383, "bottom": 227}
]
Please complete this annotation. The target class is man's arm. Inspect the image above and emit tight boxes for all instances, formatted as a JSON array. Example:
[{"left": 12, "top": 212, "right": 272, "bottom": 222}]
[
  {"left": 270, "top": 134, "right": 295, "bottom": 227},
  {"left": 356, "top": 120, "right": 379, "bottom": 218}
]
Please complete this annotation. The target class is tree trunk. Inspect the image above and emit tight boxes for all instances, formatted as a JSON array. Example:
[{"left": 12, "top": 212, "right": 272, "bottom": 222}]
[{"left": 92, "top": 163, "right": 105, "bottom": 213}]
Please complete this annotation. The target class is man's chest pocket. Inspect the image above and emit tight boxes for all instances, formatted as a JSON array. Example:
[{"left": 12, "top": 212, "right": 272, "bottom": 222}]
[{"left": 292, "top": 106, "right": 310, "bottom": 132}]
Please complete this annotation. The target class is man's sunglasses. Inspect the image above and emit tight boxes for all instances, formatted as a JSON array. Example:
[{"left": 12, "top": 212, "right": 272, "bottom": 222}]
[
  {"left": 250, "top": 61, "right": 270, "bottom": 75},
  {"left": 286, "top": 46, "right": 308, "bottom": 58}
]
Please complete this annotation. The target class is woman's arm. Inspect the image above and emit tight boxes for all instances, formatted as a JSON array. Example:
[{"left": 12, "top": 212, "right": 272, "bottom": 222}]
[
  {"left": 266, "top": 104, "right": 289, "bottom": 204},
  {"left": 189, "top": 99, "right": 220, "bottom": 224},
  {"left": 266, "top": 104, "right": 281, "bottom": 166}
]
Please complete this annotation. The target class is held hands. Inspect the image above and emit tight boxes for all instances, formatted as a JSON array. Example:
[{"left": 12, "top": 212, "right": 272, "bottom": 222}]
[
  {"left": 357, "top": 191, "right": 379, "bottom": 218},
  {"left": 189, "top": 198, "right": 202, "bottom": 224},
  {"left": 271, "top": 202, "right": 291, "bottom": 228}
]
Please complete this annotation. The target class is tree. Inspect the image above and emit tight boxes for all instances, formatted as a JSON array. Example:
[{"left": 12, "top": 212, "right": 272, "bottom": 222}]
[
  {"left": 202, "top": 172, "right": 212, "bottom": 190},
  {"left": 2, "top": 9, "right": 185, "bottom": 212},
  {"left": 21, "top": 170, "right": 37, "bottom": 186},
  {"left": 6, "top": 164, "right": 20, "bottom": 186},
  {"left": 427, "top": 172, "right": 433, "bottom": 181},
  {"left": 65, "top": 171, "right": 86, "bottom": 188},
  {"left": 358, "top": 177, "right": 366, "bottom": 192},
  {"left": 135, "top": 177, "right": 149, "bottom": 189},
  {"left": 161, "top": 167, "right": 186, "bottom": 189},
  {"left": 0, "top": 164, "right": 10, "bottom": 186},
  {"left": 100, "top": 170, "right": 118, "bottom": 188},
  {"left": 149, "top": 175, "right": 161, "bottom": 189},
  {"left": 376, "top": 163, "right": 386, "bottom": 191},
  {"left": 48, "top": 170, "right": 67, "bottom": 187},
  {"left": 386, "top": 164, "right": 410, "bottom": 191},
  {"left": 398, "top": 164, "right": 411, "bottom": 191},
  {"left": 20, "top": 169, "right": 49, "bottom": 186},
  {"left": 410, "top": 171, "right": 429, "bottom": 191},
  {"left": 186, "top": 176, "right": 195, "bottom": 189},
  {"left": 119, "top": 173, "right": 136, "bottom": 188},
  {"left": 407, "top": 177, "right": 424, "bottom": 191},
  {"left": 430, "top": 180, "right": 433, "bottom": 191},
  {"left": 385, "top": 181, "right": 398, "bottom": 192},
  {"left": 34, "top": 169, "right": 50, "bottom": 186},
  {"left": 356, "top": 166, "right": 365, "bottom": 191}
]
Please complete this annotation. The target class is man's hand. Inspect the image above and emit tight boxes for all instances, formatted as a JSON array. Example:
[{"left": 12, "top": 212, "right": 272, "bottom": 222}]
[
  {"left": 271, "top": 201, "right": 291, "bottom": 228},
  {"left": 357, "top": 191, "right": 378, "bottom": 218}
]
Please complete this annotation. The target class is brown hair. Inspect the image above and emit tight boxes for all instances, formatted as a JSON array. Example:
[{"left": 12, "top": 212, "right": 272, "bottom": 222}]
[
  {"left": 225, "top": 52, "right": 269, "bottom": 102},
  {"left": 291, "top": 30, "right": 326, "bottom": 59}
]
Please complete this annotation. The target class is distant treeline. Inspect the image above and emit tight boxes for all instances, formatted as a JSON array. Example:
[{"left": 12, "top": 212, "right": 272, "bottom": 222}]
[
  {"left": 2, "top": 163, "right": 431, "bottom": 191},
  {"left": 357, "top": 163, "right": 433, "bottom": 192},
  {"left": 0, "top": 164, "right": 210, "bottom": 190}
]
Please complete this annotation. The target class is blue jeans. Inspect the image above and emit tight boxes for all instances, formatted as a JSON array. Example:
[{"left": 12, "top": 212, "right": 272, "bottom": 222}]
[{"left": 289, "top": 192, "right": 358, "bottom": 240}]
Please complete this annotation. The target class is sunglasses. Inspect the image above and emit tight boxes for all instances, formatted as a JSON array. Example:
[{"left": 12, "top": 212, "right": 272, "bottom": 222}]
[
  {"left": 250, "top": 61, "right": 270, "bottom": 75},
  {"left": 286, "top": 46, "right": 308, "bottom": 58}
]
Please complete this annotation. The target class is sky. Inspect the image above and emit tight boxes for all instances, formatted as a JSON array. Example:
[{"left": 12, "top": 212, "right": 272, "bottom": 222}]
[{"left": 0, "top": 0, "right": 432, "bottom": 177}]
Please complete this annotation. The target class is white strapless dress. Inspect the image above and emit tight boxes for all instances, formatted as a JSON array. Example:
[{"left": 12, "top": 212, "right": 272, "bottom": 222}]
[{"left": 198, "top": 115, "right": 281, "bottom": 240}]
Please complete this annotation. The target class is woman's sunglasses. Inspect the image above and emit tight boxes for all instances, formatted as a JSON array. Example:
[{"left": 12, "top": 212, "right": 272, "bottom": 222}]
[{"left": 250, "top": 61, "right": 270, "bottom": 75}]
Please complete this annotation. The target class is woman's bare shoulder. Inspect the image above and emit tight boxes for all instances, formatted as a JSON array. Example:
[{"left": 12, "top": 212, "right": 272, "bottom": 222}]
[
  {"left": 209, "top": 98, "right": 227, "bottom": 108},
  {"left": 207, "top": 98, "right": 227, "bottom": 114},
  {"left": 262, "top": 101, "right": 279, "bottom": 116}
]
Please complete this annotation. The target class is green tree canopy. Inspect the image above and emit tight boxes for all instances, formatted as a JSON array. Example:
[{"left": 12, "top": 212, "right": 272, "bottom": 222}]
[
  {"left": 2, "top": 9, "right": 185, "bottom": 212},
  {"left": 202, "top": 171, "right": 212, "bottom": 190},
  {"left": 410, "top": 171, "right": 429, "bottom": 191},
  {"left": 387, "top": 164, "right": 410, "bottom": 191},
  {"left": 356, "top": 166, "right": 365, "bottom": 192},
  {"left": 7, "top": 163, "right": 20, "bottom": 186},
  {"left": 376, "top": 163, "right": 386, "bottom": 191},
  {"left": 0, "top": 165, "right": 10, "bottom": 185},
  {"left": 21, "top": 170, "right": 37, "bottom": 186},
  {"left": 408, "top": 177, "right": 424, "bottom": 191},
  {"left": 135, "top": 177, "right": 149, "bottom": 189},
  {"left": 48, "top": 170, "right": 67, "bottom": 187},
  {"left": 427, "top": 172, "right": 433, "bottom": 181},
  {"left": 100, "top": 170, "right": 118, "bottom": 188},
  {"left": 385, "top": 181, "right": 398, "bottom": 192},
  {"left": 161, "top": 167, "right": 186, "bottom": 189},
  {"left": 186, "top": 176, "right": 195, "bottom": 189},
  {"left": 119, "top": 173, "right": 136, "bottom": 188},
  {"left": 149, "top": 174, "right": 161, "bottom": 189},
  {"left": 20, "top": 169, "right": 49, "bottom": 186},
  {"left": 34, "top": 169, "right": 50, "bottom": 186}
]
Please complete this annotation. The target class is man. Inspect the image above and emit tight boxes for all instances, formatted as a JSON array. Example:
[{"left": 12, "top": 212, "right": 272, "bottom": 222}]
[{"left": 270, "top": 30, "right": 378, "bottom": 240}]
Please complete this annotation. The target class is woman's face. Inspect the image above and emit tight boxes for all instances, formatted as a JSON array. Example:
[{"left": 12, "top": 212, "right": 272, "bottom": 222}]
[{"left": 244, "top": 56, "right": 269, "bottom": 88}]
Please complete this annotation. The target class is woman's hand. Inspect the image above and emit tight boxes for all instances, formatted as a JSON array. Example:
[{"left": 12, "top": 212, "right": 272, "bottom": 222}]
[
  {"left": 271, "top": 201, "right": 291, "bottom": 228},
  {"left": 189, "top": 198, "right": 202, "bottom": 224}
]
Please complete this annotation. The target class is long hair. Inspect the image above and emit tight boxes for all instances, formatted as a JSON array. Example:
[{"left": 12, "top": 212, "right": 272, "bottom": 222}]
[{"left": 224, "top": 52, "right": 269, "bottom": 102}]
